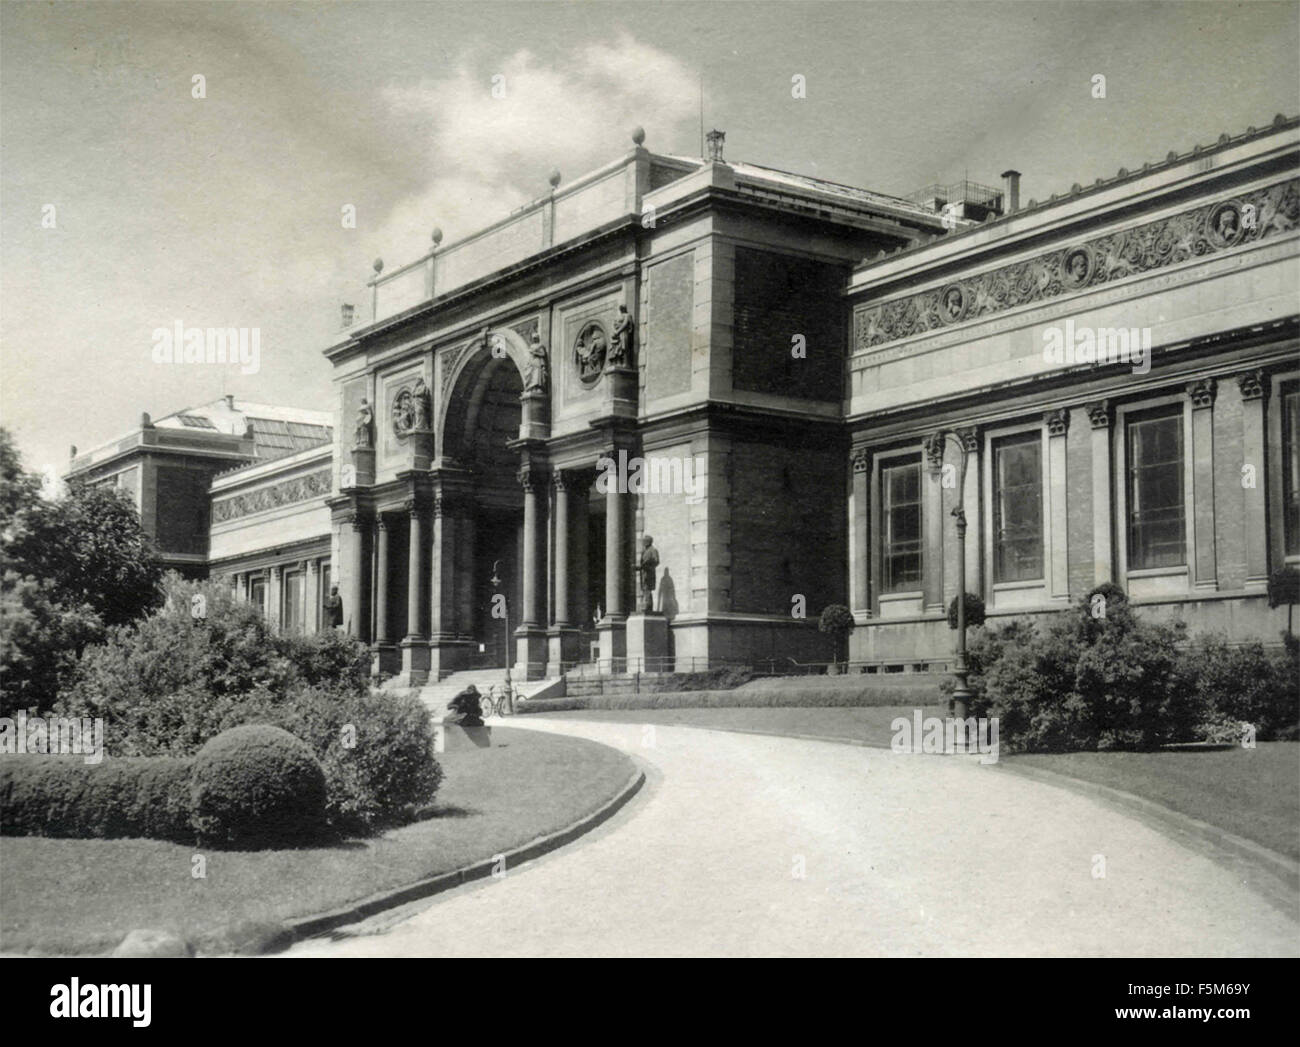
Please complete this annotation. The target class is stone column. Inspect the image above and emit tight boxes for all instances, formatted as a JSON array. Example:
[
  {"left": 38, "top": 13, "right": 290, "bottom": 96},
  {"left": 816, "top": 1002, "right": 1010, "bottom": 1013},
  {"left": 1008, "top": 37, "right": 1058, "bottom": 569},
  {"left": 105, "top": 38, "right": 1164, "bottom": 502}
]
[
  {"left": 269, "top": 565, "right": 283, "bottom": 634},
  {"left": 400, "top": 501, "right": 431, "bottom": 683},
  {"left": 1085, "top": 400, "right": 1113, "bottom": 585},
  {"left": 347, "top": 514, "right": 369, "bottom": 641},
  {"left": 599, "top": 462, "right": 628, "bottom": 672},
  {"left": 374, "top": 515, "right": 391, "bottom": 643},
  {"left": 1187, "top": 379, "right": 1217, "bottom": 590},
  {"left": 306, "top": 560, "right": 320, "bottom": 632},
  {"left": 552, "top": 472, "right": 571, "bottom": 627},
  {"left": 572, "top": 474, "right": 591, "bottom": 629},
  {"left": 1237, "top": 370, "right": 1269, "bottom": 591},
  {"left": 851, "top": 448, "right": 870, "bottom": 613},
  {"left": 454, "top": 506, "right": 476, "bottom": 639},
  {"left": 520, "top": 469, "right": 542, "bottom": 628},
  {"left": 1044, "top": 409, "right": 1070, "bottom": 599},
  {"left": 516, "top": 467, "right": 549, "bottom": 678},
  {"left": 548, "top": 472, "right": 582, "bottom": 675},
  {"left": 922, "top": 433, "right": 946, "bottom": 612},
  {"left": 956, "top": 426, "right": 982, "bottom": 598}
]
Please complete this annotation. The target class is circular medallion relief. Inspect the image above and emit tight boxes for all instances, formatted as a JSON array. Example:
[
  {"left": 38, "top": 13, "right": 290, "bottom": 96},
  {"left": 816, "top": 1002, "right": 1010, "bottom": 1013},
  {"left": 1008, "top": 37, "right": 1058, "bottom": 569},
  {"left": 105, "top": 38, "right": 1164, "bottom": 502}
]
[{"left": 573, "top": 321, "right": 608, "bottom": 385}]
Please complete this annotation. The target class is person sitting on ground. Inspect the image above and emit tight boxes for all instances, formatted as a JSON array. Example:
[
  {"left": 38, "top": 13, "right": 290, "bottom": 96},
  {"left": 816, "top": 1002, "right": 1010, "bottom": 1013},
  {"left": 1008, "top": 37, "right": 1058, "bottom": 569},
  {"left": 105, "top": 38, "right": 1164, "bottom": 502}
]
[{"left": 446, "top": 684, "right": 485, "bottom": 726}]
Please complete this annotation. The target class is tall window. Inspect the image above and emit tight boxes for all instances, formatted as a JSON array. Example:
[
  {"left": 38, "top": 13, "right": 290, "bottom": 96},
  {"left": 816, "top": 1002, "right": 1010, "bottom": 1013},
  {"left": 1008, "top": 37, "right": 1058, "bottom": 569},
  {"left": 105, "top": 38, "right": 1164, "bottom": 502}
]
[
  {"left": 1284, "top": 382, "right": 1300, "bottom": 557},
  {"left": 283, "top": 570, "right": 303, "bottom": 633},
  {"left": 1127, "top": 409, "right": 1185, "bottom": 570},
  {"left": 318, "top": 563, "right": 331, "bottom": 630},
  {"left": 882, "top": 459, "right": 922, "bottom": 592},
  {"left": 249, "top": 577, "right": 267, "bottom": 615},
  {"left": 993, "top": 433, "right": 1043, "bottom": 582}
]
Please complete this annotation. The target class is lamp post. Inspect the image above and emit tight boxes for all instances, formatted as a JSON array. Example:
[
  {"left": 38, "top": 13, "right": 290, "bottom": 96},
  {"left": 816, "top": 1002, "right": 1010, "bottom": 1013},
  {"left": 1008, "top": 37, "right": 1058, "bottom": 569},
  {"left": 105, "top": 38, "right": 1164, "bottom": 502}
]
[{"left": 490, "top": 560, "right": 513, "bottom": 713}]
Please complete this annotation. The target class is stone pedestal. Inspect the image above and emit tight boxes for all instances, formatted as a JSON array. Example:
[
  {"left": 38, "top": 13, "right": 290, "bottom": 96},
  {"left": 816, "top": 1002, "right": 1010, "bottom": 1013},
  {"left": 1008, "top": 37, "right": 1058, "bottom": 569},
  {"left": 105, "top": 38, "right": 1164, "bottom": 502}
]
[
  {"left": 520, "top": 388, "right": 550, "bottom": 441},
  {"left": 350, "top": 446, "right": 375, "bottom": 487},
  {"left": 396, "top": 637, "right": 430, "bottom": 687},
  {"left": 598, "top": 616, "right": 627, "bottom": 674},
  {"left": 606, "top": 366, "right": 638, "bottom": 416},
  {"left": 371, "top": 641, "right": 400, "bottom": 677},
  {"left": 431, "top": 723, "right": 492, "bottom": 753},
  {"left": 514, "top": 625, "right": 549, "bottom": 680},
  {"left": 626, "top": 613, "right": 670, "bottom": 673},
  {"left": 546, "top": 626, "right": 581, "bottom": 678}
]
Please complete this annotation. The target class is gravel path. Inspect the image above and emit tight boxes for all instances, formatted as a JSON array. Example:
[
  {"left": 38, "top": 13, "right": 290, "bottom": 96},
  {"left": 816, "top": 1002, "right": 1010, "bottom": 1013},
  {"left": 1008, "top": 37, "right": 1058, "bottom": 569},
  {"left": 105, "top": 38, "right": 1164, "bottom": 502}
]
[{"left": 286, "top": 718, "right": 1299, "bottom": 957}]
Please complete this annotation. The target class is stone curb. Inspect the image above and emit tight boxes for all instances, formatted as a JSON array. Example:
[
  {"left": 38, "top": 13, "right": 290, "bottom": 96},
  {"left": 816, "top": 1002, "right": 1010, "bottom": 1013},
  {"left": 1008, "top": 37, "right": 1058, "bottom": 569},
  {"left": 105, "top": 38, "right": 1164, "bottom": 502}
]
[{"left": 277, "top": 765, "right": 646, "bottom": 952}]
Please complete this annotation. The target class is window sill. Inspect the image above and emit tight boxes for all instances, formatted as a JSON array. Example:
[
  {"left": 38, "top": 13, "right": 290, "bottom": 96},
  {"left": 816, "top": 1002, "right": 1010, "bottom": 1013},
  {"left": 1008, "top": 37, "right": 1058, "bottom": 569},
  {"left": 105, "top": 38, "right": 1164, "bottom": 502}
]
[
  {"left": 1125, "top": 565, "right": 1189, "bottom": 579},
  {"left": 992, "top": 578, "right": 1046, "bottom": 591}
]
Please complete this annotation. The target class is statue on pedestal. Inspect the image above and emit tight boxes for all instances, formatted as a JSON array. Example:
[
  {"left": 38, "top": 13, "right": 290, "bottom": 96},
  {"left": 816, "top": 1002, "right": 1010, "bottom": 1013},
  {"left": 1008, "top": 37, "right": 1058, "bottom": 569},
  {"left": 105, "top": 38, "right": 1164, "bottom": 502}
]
[
  {"left": 411, "top": 378, "right": 431, "bottom": 430},
  {"left": 609, "top": 305, "right": 635, "bottom": 367},
  {"left": 353, "top": 398, "right": 374, "bottom": 449},
  {"left": 637, "top": 534, "right": 659, "bottom": 613},
  {"left": 523, "top": 332, "right": 549, "bottom": 394}
]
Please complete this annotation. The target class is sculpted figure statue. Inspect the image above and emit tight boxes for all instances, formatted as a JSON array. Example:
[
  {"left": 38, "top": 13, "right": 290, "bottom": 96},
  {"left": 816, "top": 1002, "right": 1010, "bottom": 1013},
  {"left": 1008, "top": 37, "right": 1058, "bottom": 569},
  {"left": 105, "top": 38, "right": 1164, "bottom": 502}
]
[
  {"left": 523, "top": 332, "right": 549, "bottom": 393},
  {"left": 354, "top": 398, "right": 374, "bottom": 449},
  {"left": 609, "top": 305, "right": 635, "bottom": 366},
  {"left": 411, "top": 378, "right": 431, "bottom": 430},
  {"left": 637, "top": 534, "right": 660, "bottom": 613}
]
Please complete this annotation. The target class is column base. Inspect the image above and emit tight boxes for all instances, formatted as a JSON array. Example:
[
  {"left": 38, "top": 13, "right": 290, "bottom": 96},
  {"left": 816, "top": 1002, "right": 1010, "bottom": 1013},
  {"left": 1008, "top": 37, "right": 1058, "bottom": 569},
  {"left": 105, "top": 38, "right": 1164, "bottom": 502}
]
[
  {"left": 546, "top": 626, "right": 582, "bottom": 677},
  {"left": 597, "top": 616, "right": 627, "bottom": 674},
  {"left": 426, "top": 638, "right": 477, "bottom": 680},
  {"left": 626, "top": 613, "right": 671, "bottom": 673},
  {"left": 371, "top": 642, "right": 400, "bottom": 678},
  {"left": 514, "top": 626, "right": 549, "bottom": 680},
  {"left": 393, "top": 637, "right": 431, "bottom": 687}
]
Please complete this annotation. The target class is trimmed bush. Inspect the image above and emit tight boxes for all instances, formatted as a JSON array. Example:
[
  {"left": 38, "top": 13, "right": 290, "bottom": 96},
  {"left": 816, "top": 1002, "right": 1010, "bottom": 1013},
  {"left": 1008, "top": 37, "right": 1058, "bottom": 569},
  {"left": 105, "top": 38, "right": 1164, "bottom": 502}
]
[
  {"left": 0, "top": 755, "right": 194, "bottom": 842},
  {"left": 229, "top": 684, "right": 442, "bottom": 833},
  {"left": 1183, "top": 635, "right": 1299, "bottom": 741},
  {"left": 190, "top": 725, "right": 326, "bottom": 847},
  {"left": 946, "top": 592, "right": 987, "bottom": 630}
]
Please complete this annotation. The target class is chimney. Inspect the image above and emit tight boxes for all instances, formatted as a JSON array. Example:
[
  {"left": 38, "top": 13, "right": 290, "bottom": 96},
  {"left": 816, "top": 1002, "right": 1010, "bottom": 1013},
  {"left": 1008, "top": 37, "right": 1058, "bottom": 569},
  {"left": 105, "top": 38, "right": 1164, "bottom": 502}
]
[
  {"left": 69, "top": 444, "right": 77, "bottom": 459},
  {"left": 224, "top": 394, "right": 235, "bottom": 410},
  {"left": 140, "top": 412, "right": 153, "bottom": 429},
  {"left": 705, "top": 128, "right": 726, "bottom": 162},
  {"left": 1001, "top": 169, "right": 1022, "bottom": 214},
  {"left": 340, "top": 303, "right": 355, "bottom": 328}
]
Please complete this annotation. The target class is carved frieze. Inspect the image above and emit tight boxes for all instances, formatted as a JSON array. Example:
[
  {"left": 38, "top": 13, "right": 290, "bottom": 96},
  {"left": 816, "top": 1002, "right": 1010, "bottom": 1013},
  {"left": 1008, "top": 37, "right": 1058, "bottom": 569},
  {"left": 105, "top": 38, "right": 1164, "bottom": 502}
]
[
  {"left": 212, "top": 468, "right": 332, "bottom": 523},
  {"left": 854, "top": 179, "right": 1300, "bottom": 353}
]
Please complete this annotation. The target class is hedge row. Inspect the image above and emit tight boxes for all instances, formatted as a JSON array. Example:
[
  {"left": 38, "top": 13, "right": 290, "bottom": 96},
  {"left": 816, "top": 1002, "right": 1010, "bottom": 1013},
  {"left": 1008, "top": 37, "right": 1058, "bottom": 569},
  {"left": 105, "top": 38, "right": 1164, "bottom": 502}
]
[
  {"left": 0, "top": 754, "right": 195, "bottom": 842},
  {"left": 519, "top": 679, "right": 945, "bottom": 714}
]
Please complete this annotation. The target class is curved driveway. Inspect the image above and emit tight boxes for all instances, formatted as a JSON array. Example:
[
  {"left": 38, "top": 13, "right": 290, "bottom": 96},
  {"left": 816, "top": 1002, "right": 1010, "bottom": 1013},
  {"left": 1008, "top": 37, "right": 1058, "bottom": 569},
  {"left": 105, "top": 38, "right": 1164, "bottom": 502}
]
[{"left": 287, "top": 719, "right": 1299, "bottom": 957}]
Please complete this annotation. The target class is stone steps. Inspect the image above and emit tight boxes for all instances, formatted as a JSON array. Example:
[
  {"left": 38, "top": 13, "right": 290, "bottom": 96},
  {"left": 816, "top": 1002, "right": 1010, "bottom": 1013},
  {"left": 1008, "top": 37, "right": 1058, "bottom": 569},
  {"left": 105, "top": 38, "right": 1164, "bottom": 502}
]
[{"left": 406, "top": 669, "right": 560, "bottom": 721}]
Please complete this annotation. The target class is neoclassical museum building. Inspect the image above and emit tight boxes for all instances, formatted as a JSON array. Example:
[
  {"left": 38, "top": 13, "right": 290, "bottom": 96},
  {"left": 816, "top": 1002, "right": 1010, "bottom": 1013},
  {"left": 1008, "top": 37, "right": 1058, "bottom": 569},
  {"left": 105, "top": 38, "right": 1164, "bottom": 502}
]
[{"left": 68, "top": 118, "right": 1300, "bottom": 685}]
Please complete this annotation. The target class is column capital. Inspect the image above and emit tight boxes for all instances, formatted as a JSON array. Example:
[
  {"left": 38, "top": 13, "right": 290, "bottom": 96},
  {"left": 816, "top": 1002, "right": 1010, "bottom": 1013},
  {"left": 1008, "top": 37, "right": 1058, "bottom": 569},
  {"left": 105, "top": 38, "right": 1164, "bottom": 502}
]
[
  {"left": 1043, "top": 408, "right": 1070, "bottom": 437},
  {"left": 375, "top": 512, "right": 392, "bottom": 531},
  {"left": 1186, "top": 377, "right": 1217, "bottom": 410},
  {"left": 955, "top": 425, "right": 980, "bottom": 453},
  {"left": 518, "top": 467, "right": 548, "bottom": 494},
  {"left": 308, "top": 559, "right": 320, "bottom": 574},
  {"left": 1236, "top": 369, "right": 1266, "bottom": 401},
  {"left": 271, "top": 564, "right": 283, "bottom": 579},
  {"left": 1084, "top": 399, "right": 1113, "bottom": 429},
  {"left": 850, "top": 447, "right": 871, "bottom": 473},
  {"left": 553, "top": 469, "right": 586, "bottom": 493},
  {"left": 345, "top": 510, "right": 371, "bottom": 533},
  {"left": 923, "top": 431, "right": 945, "bottom": 471}
]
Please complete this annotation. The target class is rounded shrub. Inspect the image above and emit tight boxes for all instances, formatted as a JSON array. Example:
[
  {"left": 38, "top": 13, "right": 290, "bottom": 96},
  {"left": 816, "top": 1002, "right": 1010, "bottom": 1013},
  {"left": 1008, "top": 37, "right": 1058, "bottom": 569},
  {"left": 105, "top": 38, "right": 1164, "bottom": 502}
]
[
  {"left": 190, "top": 724, "right": 326, "bottom": 847},
  {"left": 946, "top": 592, "right": 986, "bottom": 630}
]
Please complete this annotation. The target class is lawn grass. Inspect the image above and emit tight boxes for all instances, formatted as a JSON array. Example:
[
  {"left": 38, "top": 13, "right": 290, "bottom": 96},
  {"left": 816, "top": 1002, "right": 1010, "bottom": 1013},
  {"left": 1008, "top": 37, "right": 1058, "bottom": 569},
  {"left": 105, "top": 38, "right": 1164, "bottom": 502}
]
[
  {"left": 533, "top": 704, "right": 947, "bottom": 744},
  {"left": 0, "top": 727, "right": 634, "bottom": 956},
  {"left": 537, "top": 707, "right": 1299, "bottom": 862},
  {"left": 1005, "top": 745, "right": 1300, "bottom": 862}
]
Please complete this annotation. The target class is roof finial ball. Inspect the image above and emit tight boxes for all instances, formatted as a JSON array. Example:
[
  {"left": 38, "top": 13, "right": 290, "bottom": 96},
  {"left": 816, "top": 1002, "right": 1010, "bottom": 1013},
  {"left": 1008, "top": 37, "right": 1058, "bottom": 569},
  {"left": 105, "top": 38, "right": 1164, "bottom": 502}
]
[
  {"left": 547, "top": 168, "right": 562, "bottom": 190},
  {"left": 631, "top": 126, "right": 646, "bottom": 146},
  {"left": 431, "top": 227, "right": 443, "bottom": 248},
  {"left": 372, "top": 257, "right": 384, "bottom": 276}
]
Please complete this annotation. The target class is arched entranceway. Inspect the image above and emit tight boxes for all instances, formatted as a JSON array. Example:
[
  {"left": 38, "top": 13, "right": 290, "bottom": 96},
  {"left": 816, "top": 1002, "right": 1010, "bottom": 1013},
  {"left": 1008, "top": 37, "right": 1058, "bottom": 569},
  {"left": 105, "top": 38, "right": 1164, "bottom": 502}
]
[{"left": 439, "top": 337, "right": 526, "bottom": 671}]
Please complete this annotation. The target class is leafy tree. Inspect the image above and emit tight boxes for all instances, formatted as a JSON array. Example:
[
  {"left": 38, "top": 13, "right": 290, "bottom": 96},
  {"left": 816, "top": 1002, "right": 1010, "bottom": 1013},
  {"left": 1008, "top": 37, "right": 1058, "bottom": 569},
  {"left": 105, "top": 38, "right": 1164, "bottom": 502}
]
[
  {"left": 0, "top": 428, "right": 162, "bottom": 713},
  {"left": 818, "top": 604, "right": 855, "bottom": 669}
]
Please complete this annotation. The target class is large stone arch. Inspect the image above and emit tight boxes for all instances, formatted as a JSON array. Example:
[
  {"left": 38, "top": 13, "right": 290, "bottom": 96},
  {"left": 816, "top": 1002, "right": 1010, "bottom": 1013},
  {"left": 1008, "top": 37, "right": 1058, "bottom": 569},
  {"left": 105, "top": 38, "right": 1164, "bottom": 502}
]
[{"left": 439, "top": 327, "right": 530, "bottom": 467}]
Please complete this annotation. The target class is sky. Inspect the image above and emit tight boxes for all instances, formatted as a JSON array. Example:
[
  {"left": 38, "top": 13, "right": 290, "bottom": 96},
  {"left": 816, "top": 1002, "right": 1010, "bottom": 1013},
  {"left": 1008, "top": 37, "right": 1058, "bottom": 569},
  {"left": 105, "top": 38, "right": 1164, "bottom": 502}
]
[{"left": 2, "top": 0, "right": 1297, "bottom": 475}]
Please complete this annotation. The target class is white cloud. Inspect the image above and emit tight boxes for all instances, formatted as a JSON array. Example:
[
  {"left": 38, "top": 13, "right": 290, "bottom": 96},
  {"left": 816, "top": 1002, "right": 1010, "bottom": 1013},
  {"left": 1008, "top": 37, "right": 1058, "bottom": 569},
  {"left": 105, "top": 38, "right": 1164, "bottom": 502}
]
[{"left": 374, "top": 34, "right": 699, "bottom": 265}]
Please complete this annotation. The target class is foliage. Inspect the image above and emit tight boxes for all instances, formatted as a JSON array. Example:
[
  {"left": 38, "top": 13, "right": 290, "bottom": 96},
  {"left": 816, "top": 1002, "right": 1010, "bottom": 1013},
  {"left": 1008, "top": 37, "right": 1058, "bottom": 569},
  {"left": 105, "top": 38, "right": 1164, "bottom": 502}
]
[
  {"left": 946, "top": 591, "right": 987, "bottom": 630},
  {"left": 966, "top": 586, "right": 1195, "bottom": 752},
  {"left": 57, "top": 574, "right": 439, "bottom": 832},
  {"left": 190, "top": 725, "right": 327, "bottom": 848},
  {"left": 1182, "top": 634, "right": 1299, "bottom": 741},
  {"left": 227, "top": 682, "right": 442, "bottom": 833},
  {"left": 0, "top": 431, "right": 162, "bottom": 714},
  {"left": 0, "top": 755, "right": 194, "bottom": 843},
  {"left": 818, "top": 604, "right": 855, "bottom": 664}
]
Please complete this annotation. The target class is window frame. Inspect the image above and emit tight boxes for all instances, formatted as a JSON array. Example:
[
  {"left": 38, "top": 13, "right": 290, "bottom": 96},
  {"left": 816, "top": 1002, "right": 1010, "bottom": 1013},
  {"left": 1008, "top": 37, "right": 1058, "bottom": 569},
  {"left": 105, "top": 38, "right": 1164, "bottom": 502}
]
[
  {"left": 1114, "top": 395, "right": 1193, "bottom": 586},
  {"left": 985, "top": 424, "right": 1048, "bottom": 588},
  {"left": 877, "top": 452, "right": 924, "bottom": 597}
]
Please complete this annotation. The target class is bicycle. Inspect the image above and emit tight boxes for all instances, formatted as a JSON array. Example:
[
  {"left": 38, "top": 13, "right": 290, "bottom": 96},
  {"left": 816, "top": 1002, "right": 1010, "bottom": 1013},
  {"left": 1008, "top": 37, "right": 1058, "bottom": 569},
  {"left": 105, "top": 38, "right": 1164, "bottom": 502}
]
[{"left": 478, "top": 681, "right": 515, "bottom": 719}]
